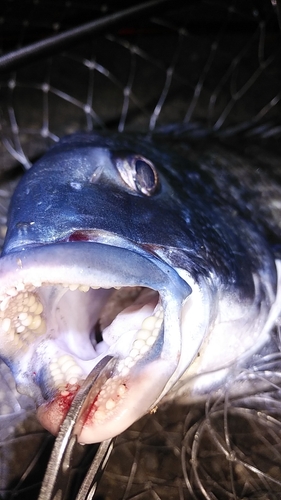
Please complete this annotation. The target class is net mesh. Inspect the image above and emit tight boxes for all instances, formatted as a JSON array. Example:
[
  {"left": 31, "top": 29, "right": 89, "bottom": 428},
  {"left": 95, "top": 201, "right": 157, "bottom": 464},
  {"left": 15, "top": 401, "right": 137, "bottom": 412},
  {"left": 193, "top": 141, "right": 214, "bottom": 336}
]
[{"left": 0, "top": 1, "right": 281, "bottom": 498}]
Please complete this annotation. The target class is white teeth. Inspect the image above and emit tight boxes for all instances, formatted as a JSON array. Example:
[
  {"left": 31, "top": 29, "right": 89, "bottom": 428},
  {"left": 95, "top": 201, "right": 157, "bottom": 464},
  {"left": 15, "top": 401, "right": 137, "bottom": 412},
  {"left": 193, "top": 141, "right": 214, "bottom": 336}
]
[
  {"left": 139, "top": 344, "right": 150, "bottom": 355},
  {"left": 105, "top": 398, "right": 116, "bottom": 410},
  {"left": 137, "top": 329, "right": 151, "bottom": 341},
  {"left": 117, "top": 384, "right": 126, "bottom": 396},
  {"left": 146, "top": 336, "right": 157, "bottom": 347},
  {"left": 68, "top": 377, "right": 79, "bottom": 384},
  {"left": 141, "top": 316, "right": 156, "bottom": 330},
  {"left": 124, "top": 357, "right": 133, "bottom": 367},
  {"left": 0, "top": 290, "right": 46, "bottom": 349},
  {"left": 129, "top": 348, "right": 139, "bottom": 358},
  {"left": 35, "top": 302, "right": 43, "bottom": 314},
  {"left": 69, "top": 284, "right": 78, "bottom": 291},
  {"left": 67, "top": 365, "right": 82, "bottom": 376},
  {"left": 120, "top": 367, "right": 130, "bottom": 376},
  {"left": 50, "top": 366, "right": 61, "bottom": 376},
  {"left": 16, "top": 325, "right": 25, "bottom": 334},
  {"left": 94, "top": 409, "right": 106, "bottom": 420},
  {"left": 29, "top": 302, "right": 39, "bottom": 313},
  {"left": 132, "top": 339, "right": 145, "bottom": 349},
  {"left": 117, "top": 304, "right": 164, "bottom": 376},
  {"left": 21, "top": 315, "right": 33, "bottom": 327},
  {"left": 31, "top": 279, "right": 42, "bottom": 287},
  {"left": 29, "top": 315, "right": 42, "bottom": 330},
  {"left": 24, "top": 295, "right": 35, "bottom": 306},
  {"left": 60, "top": 359, "right": 76, "bottom": 374},
  {"left": 2, "top": 318, "right": 11, "bottom": 332},
  {"left": 18, "top": 312, "right": 28, "bottom": 321},
  {"left": 50, "top": 355, "right": 83, "bottom": 389}
]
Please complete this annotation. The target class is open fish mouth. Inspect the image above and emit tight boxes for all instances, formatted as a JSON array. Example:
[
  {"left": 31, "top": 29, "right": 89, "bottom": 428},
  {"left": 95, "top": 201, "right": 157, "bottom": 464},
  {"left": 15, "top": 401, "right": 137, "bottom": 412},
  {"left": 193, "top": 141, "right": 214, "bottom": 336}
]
[{"left": 0, "top": 239, "right": 191, "bottom": 443}]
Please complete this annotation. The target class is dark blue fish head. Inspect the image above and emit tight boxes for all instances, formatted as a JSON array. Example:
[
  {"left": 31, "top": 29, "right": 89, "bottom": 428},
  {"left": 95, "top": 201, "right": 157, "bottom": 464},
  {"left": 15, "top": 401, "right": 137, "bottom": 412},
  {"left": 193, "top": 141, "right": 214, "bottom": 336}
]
[
  {"left": 0, "top": 131, "right": 280, "bottom": 443},
  {"left": 3, "top": 133, "right": 196, "bottom": 254}
]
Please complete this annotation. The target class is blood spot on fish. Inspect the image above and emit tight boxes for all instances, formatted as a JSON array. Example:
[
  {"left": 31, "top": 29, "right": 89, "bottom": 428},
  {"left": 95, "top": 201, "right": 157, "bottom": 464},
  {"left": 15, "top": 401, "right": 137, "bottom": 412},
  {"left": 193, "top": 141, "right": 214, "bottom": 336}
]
[{"left": 68, "top": 231, "right": 91, "bottom": 242}]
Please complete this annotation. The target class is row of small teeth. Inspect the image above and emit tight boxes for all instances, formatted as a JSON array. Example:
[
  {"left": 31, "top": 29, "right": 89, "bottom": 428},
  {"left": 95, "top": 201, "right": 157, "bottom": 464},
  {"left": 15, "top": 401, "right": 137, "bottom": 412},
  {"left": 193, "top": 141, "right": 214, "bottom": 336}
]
[
  {"left": 89, "top": 306, "right": 163, "bottom": 421},
  {"left": 0, "top": 282, "right": 123, "bottom": 351},
  {"left": 1, "top": 281, "right": 121, "bottom": 302},
  {"left": 90, "top": 377, "right": 127, "bottom": 421},
  {"left": 0, "top": 290, "right": 45, "bottom": 348},
  {"left": 62, "top": 284, "right": 122, "bottom": 291},
  {"left": 117, "top": 304, "right": 164, "bottom": 377},
  {"left": 49, "top": 354, "right": 84, "bottom": 389}
]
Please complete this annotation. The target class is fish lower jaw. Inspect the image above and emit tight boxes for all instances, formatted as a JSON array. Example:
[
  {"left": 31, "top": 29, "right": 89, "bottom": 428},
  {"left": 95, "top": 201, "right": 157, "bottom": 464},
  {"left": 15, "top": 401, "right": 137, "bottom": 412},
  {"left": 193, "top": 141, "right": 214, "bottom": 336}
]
[{"left": 37, "top": 357, "right": 170, "bottom": 444}]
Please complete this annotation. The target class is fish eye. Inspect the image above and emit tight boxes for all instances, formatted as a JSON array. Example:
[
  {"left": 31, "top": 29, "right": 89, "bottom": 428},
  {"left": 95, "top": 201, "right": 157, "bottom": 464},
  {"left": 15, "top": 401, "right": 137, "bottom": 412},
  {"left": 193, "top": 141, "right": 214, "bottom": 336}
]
[
  {"left": 133, "top": 157, "right": 158, "bottom": 196},
  {"left": 114, "top": 154, "right": 159, "bottom": 196}
]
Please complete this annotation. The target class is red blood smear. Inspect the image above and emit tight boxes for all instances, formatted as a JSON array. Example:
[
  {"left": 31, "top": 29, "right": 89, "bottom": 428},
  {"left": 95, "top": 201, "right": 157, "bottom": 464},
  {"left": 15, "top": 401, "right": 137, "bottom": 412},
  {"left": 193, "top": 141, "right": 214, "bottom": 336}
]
[
  {"left": 53, "top": 383, "right": 81, "bottom": 415},
  {"left": 68, "top": 231, "right": 91, "bottom": 241},
  {"left": 37, "top": 384, "right": 83, "bottom": 436},
  {"left": 57, "top": 392, "right": 76, "bottom": 413}
]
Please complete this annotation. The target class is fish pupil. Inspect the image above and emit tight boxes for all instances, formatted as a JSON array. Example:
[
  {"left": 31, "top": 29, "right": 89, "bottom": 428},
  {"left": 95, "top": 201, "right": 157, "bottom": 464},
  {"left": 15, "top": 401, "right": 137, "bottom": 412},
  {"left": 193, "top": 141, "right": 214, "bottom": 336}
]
[{"left": 135, "top": 159, "right": 157, "bottom": 195}]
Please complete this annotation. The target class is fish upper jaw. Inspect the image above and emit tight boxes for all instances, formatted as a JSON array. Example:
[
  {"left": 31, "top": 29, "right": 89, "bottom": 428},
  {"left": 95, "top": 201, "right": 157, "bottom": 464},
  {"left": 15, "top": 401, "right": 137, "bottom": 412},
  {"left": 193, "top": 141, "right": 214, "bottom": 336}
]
[{"left": 0, "top": 241, "right": 195, "bottom": 443}]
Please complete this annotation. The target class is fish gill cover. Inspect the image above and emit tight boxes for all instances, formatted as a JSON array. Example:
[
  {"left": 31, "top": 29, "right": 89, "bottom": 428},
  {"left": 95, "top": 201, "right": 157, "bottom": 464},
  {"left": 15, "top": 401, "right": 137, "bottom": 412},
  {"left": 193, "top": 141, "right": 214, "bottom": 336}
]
[{"left": 0, "top": 0, "right": 281, "bottom": 499}]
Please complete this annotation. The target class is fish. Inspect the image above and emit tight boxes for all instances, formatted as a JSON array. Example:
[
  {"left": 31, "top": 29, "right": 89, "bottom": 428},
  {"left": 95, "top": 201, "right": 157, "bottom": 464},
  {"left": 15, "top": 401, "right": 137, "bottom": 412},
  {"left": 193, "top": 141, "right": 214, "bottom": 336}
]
[{"left": 0, "top": 130, "right": 280, "bottom": 445}]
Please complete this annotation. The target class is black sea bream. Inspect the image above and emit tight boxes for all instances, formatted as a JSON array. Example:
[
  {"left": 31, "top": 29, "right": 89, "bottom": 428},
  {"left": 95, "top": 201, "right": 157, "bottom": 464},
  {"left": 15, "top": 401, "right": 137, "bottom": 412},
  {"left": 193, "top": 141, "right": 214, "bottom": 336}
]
[{"left": 0, "top": 131, "right": 280, "bottom": 444}]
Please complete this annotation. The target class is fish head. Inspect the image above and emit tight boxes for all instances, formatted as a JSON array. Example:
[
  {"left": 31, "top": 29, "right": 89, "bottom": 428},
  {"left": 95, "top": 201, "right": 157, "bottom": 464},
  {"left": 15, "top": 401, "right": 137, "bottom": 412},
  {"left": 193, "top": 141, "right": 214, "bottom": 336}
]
[
  {"left": 0, "top": 132, "right": 202, "bottom": 444},
  {"left": 0, "top": 132, "right": 279, "bottom": 443}
]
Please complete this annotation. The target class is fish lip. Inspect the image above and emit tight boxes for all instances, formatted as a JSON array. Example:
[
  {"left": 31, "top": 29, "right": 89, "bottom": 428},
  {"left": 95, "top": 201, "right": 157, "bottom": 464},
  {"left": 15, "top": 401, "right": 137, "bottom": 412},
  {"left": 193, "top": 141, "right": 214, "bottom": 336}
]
[
  {"left": 0, "top": 240, "right": 191, "bottom": 440},
  {"left": 0, "top": 239, "right": 191, "bottom": 298}
]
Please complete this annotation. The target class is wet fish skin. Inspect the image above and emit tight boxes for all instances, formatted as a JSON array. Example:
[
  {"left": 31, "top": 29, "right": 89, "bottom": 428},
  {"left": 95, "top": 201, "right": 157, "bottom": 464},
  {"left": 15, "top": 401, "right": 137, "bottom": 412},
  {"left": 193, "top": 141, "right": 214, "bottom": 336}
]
[
  {"left": 3, "top": 132, "right": 276, "bottom": 291},
  {"left": 0, "top": 130, "right": 280, "bottom": 444}
]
